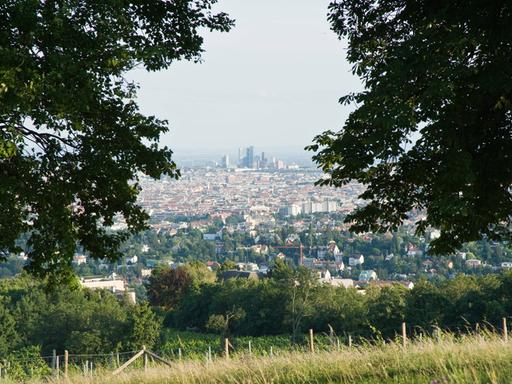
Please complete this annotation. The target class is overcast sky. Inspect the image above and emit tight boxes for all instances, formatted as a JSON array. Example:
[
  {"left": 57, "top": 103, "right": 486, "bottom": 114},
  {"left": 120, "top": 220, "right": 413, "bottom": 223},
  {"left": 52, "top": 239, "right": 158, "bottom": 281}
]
[{"left": 129, "top": 0, "right": 360, "bottom": 158}]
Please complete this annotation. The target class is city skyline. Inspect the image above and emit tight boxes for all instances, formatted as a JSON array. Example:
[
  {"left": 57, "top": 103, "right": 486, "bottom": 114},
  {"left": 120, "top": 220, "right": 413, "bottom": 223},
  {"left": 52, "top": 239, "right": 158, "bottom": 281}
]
[{"left": 175, "top": 144, "right": 316, "bottom": 167}]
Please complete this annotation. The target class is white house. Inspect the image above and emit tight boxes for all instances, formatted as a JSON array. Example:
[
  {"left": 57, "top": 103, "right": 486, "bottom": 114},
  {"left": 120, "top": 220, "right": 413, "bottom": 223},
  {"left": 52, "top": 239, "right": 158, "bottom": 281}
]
[
  {"left": 236, "top": 262, "right": 259, "bottom": 271},
  {"left": 73, "top": 254, "right": 87, "bottom": 265},
  {"left": 349, "top": 255, "right": 365, "bottom": 266},
  {"left": 406, "top": 243, "right": 423, "bottom": 257},
  {"left": 466, "top": 259, "right": 482, "bottom": 268},
  {"left": 359, "top": 270, "right": 377, "bottom": 282},
  {"left": 126, "top": 255, "right": 138, "bottom": 265},
  {"left": 141, "top": 268, "right": 153, "bottom": 278},
  {"left": 317, "top": 270, "right": 332, "bottom": 283}
]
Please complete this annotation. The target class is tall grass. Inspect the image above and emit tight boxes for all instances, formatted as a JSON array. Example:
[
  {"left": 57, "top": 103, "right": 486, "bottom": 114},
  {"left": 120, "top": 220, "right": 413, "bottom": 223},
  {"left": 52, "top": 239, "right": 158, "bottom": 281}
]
[{"left": 18, "top": 332, "right": 512, "bottom": 383}]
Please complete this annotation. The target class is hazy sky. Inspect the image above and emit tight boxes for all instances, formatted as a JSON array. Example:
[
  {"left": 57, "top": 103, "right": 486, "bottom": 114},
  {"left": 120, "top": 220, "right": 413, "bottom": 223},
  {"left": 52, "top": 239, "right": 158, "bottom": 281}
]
[{"left": 129, "top": 0, "right": 361, "bottom": 157}]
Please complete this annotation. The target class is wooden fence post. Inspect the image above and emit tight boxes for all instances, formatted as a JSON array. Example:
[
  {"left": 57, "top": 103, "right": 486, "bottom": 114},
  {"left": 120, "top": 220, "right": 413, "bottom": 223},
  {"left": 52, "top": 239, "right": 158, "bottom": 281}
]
[
  {"left": 348, "top": 334, "right": 352, "bottom": 348},
  {"left": 224, "top": 338, "right": 230, "bottom": 359},
  {"left": 178, "top": 348, "right": 182, "bottom": 361},
  {"left": 309, "top": 329, "right": 314, "bottom": 353},
  {"left": 402, "top": 322, "right": 407, "bottom": 348},
  {"left": 248, "top": 340, "right": 252, "bottom": 356},
  {"left": 143, "top": 345, "right": 148, "bottom": 372},
  {"left": 64, "top": 350, "right": 68, "bottom": 378},
  {"left": 56, "top": 355, "right": 60, "bottom": 377},
  {"left": 503, "top": 318, "right": 508, "bottom": 342},
  {"left": 336, "top": 338, "right": 340, "bottom": 351},
  {"left": 52, "top": 350, "right": 56, "bottom": 373},
  {"left": 270, "top": 346, "right": 273, "bottom": 357}
]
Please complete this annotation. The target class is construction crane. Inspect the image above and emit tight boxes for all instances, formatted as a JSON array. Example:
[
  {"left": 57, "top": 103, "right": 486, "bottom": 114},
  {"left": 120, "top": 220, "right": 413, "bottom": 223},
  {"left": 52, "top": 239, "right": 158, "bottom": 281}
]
[{"left": 271, "top": 244, "right": 311, "bottom": 266}]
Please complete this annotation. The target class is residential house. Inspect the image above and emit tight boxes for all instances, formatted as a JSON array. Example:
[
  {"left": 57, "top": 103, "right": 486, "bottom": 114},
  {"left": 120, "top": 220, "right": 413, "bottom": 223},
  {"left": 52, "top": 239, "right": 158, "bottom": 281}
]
[
  {"left": 466, "top": 259, "right": 482, "bottom": 268},
  {"left": 140, "top": 268, "right": 153, "bottom": 278},
  {"left": 126, "top": 255, "right": 138, "bottom": 265},
  {"left": 406, "top": 243, "right": 423, "bottom": 257},
  {"left": 72, "top": 254, "right": 87, "bottom": 265},
  {"left": 250, "top": 244, "right": 269, "bottom": 255},
  {"left": 206, "top": 261, "right": 221, "bottom": 270},
  {"left": 317, "top": 269, "right": 332, "bottom": 283},
  {"left": 359, "top": 270, "right": 377, "bottom": 282},
  {"left": 349, "top": 255, "right": 365, "bottom": 266},
  {"left": 236, "top": 262, "right": 259, "bottom": 271}
]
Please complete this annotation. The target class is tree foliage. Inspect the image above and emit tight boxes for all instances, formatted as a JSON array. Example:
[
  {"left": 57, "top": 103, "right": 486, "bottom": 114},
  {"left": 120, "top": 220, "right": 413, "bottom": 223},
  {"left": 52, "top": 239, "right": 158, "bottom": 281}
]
[
  {"left": 0, "top": 0, "right": 233, "bottom": 281},
  {"left": 0, "top": 275, "right": 161, "bottom": 356},
  {"left": 308, "top": 0, "right": 512, "bottom": 254},
  {"left": 146, "top": 265, "right": 192, "bottom": 310},
  {"left": 146, "top": 262, "right": 215, "bottom": 309}
]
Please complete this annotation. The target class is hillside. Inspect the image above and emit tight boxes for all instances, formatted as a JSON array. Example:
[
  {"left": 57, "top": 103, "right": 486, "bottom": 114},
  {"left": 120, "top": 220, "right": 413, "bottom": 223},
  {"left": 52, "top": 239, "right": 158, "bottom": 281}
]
[{"left": 24, "top": 334, "right": 512, "bottom": 384}]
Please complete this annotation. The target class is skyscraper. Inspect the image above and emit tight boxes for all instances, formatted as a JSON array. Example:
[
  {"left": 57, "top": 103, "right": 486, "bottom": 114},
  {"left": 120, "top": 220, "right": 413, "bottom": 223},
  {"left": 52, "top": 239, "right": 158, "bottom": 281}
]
[
  {"left": 238, "top": 147, "right": 244, "bottom": 166},
  {"left": 245, "top": 146, "right": 255, "bottom": 168},
  {"left": 221, "top": 155, "right": 230, "bottom": 169},
  {"left": 260, "top": 152, "right": 267, "bottom": 168}
]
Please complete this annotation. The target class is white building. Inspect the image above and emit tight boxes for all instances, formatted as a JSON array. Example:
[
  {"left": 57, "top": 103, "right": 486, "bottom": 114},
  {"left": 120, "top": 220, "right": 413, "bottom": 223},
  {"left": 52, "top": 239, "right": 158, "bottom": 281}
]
[
  {"left": 81, "top": 275, "right": 126, "bottom": 292},
  {"left": 466, "top": 259, "right": 482, "bottom": 268},
  {"left": 329, "top": 278, "right": 354, "bottom": 288},
  {"left": 141, "top": 268, "right": 153, "bottom": 278},
  {"left": 317, "top": 270, "right": 332, "bottom": 283},
  {"left": 349, "top": 255, "right": 365, "bottom": 266},
  {"left": 126, "top": 255, "right": 138, "bottom": 265},
  {"left": 80, "top": 275, "right": 136, "bottom": 303},
  {"left": 236, "top": 262, "right": 259, "bottom": 271},
  {"left": 359, "top": 270, "right": 377, "bottom": 282},
  {"left": 73, "top": 254, "right": 87, "bottom": 265}
]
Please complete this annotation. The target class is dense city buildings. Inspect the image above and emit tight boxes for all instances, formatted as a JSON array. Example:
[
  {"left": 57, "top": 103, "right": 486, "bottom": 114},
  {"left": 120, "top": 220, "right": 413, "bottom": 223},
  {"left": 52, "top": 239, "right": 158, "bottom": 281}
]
[
  {"left": 137, "top": 166, "right": 365, "bottom": 223},
  {"left": 3, "top": 149, "right": 511, "bottom": 294}
]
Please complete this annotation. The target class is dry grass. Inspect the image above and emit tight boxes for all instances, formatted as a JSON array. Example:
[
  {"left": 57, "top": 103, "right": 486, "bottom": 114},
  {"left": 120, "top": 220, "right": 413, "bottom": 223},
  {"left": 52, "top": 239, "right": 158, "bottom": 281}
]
[{"left": 26, "top": 333, "right": 512, "bottom": 384}]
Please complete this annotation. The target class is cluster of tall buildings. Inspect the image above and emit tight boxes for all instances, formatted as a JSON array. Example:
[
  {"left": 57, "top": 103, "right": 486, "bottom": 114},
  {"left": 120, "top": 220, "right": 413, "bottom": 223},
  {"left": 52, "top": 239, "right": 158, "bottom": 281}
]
[
  {"left": 220, "top": 146, "right": 289, "bottom": 170},
  {"left": 238, "top": 146, "right": 268, "bottom": 168}
]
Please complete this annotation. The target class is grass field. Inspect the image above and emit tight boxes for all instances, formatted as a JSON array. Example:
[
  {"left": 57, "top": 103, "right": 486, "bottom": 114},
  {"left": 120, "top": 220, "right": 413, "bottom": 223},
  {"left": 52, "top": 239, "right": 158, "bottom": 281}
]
[{"left": 20, "top": 332, "right": 512, "bottom": 384}]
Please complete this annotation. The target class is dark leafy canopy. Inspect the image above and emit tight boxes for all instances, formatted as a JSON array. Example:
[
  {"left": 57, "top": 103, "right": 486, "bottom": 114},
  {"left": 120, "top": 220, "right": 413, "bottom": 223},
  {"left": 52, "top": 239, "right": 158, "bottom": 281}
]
[
  {"left": 0, "top": 1, "right": 233, "bottom": 281},
  {"left": 308, "top": 1, "right": 512, "bottom": 254}
]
